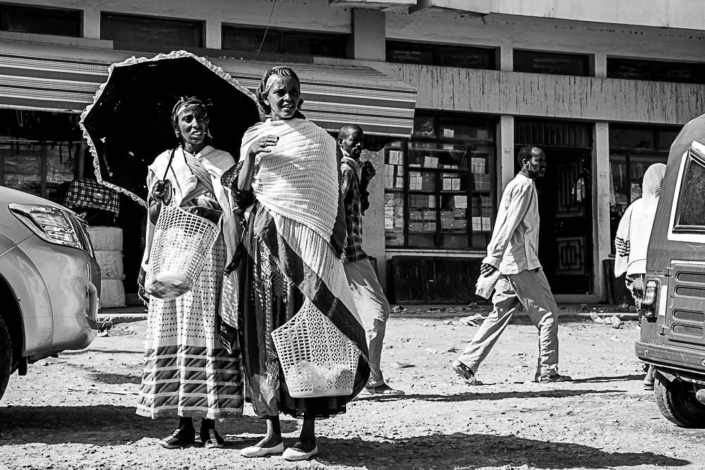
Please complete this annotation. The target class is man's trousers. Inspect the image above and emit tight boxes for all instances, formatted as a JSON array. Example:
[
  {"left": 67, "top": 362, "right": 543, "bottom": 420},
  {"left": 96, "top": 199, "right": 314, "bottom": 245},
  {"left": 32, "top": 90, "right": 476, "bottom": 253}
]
[
  {"left": 456, "top": 268, "right": 560, "bottom": 378},
  {"left": 344, "top": 257, "right": 391, "bottom": 387}
]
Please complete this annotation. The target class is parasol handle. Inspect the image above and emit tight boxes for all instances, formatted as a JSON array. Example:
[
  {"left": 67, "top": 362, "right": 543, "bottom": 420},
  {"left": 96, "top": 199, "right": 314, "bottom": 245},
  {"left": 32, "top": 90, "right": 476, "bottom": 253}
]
[{"left": 163, "top": 147, "right": 177, "bottom": 182}]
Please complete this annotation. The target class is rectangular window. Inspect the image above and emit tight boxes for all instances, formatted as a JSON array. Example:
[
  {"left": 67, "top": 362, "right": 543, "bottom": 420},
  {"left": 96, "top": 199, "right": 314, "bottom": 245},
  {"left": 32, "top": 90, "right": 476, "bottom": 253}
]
[
  {"left": 101, "top": 12, "right": 203, "bottom": 49},
  {"left": 0, "top": 4, "right": 81, "bottom": 37},
  {"left": 674, "top": 148, "right": 705, "bottom": 232},
  {"left": 609, "top": 125, "right": 677, "bottom": 250},
  {"left": 514, "top": 50, "right": 590, "bottom": 77},
  {"left": 608, "top": 57, "right": 705, "bottom": 85},
  {"left": 383, "top": 113, "right": 496, "bottom": 250},
  {"left": 222, "top": 25, "right": 348, "bottom": 58},
  {"left": 0, "top": 110, "right": 81, "bottom": 202},
  {"left": 386, "top": 41, "right": 495, "bottom": 70}
]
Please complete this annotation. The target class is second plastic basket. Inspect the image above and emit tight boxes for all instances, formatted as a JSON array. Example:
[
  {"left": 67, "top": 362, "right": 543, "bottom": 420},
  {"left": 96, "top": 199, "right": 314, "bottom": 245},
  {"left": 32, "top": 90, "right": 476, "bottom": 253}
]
[
  {"left": 145, "top": 203, "right": 220, "bottom": 300},
  {"left": 271, "top": 300, "right": 360, "bottom": 398}
]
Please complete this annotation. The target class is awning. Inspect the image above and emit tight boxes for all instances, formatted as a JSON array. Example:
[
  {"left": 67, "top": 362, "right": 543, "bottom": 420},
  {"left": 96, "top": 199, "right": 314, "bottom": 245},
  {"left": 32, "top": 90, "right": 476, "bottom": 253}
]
[{"left": 0, "top": 40, "right": 417, "bottom": 137}]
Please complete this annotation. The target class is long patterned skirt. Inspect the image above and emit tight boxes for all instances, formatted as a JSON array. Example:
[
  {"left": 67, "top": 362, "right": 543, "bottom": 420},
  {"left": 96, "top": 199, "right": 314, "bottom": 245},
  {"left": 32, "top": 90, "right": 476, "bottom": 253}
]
[
  {"left": 137, "top": 238, "right": 244, "bottom": 419},
  {"left": 238, "top": 207, "right": 368, "bottom": 419}
]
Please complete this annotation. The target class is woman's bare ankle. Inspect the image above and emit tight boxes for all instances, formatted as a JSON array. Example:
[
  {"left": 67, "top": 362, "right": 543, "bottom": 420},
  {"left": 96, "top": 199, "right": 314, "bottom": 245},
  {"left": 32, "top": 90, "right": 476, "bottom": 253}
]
[{"left": 255, "top": 435, "right": 282, "bottom": 448}]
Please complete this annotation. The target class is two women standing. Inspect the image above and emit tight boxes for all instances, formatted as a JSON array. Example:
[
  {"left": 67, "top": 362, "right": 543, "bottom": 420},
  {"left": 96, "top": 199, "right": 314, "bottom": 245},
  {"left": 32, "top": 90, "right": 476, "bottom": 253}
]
[{"left": 137, "top": 67, "right": 369, "bottom": 460}]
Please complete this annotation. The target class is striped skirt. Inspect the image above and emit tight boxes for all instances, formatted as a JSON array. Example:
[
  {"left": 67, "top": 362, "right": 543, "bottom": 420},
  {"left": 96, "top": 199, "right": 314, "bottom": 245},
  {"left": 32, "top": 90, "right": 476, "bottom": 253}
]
[{"left": 136, "top": 238, "right": 244, "bottom": 420}]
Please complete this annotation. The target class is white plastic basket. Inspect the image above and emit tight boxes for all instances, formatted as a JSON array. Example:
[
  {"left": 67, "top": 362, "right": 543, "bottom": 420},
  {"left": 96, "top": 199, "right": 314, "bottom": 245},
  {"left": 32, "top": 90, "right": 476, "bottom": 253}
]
[
  {"left": 145, "top": 203, "right": 220, "bottom": 300},
  {"left": 271, "top": 300, "right": 360, "bottom": 398}
]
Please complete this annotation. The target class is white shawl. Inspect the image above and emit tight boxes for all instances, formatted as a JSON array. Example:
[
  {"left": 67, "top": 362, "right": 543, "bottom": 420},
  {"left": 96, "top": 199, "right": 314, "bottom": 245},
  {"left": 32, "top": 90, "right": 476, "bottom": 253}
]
[
  {"left": 240, "top": 118, "right": 339, "bottom": 241},
  {"left": 142, "top": 145, "right": 237, "bottom": 269},
  {"left": 614, "top": 163, "right": 666, "bottom": 277}
]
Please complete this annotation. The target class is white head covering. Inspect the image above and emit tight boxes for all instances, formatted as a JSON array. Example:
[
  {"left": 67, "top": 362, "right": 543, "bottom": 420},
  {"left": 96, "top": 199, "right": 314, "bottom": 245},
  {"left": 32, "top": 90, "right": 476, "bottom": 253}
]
[{"left": 614, "top": 163, "right": 667, "bottom": 277}]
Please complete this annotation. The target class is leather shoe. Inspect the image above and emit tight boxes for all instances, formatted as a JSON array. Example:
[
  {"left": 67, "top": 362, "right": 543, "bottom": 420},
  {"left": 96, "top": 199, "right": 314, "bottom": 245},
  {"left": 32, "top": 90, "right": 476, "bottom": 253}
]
[
  {"left": 240, "top": 442, "right": 284, "bottom": 458},
  {"left": 283, "top": 445, "right": 319, "bottom": 461}
]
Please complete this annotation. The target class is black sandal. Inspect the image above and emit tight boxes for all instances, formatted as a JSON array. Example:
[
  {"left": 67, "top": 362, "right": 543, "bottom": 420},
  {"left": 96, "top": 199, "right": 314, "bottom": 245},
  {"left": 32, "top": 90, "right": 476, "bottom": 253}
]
[
  {"left": 201, "top": 427, "right": 225, "bottom": 449},
  {"left": 452, "top": 360, "right": 483, "bottom": 385},
  {"left": 161, "top": 428, "right": 195, "bottom": 449}
]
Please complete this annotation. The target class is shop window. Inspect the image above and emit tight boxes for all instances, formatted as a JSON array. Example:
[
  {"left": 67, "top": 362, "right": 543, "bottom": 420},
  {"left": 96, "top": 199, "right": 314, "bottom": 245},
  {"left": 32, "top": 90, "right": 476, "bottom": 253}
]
[
  {"left": 101, "top": 12, "right": 203, "bottom": 49},
  {"left": 222, "top": 25, "right": 348, "bottom": 58},
  {"left": 608, "top": 58, "right": 705, "bottom": 85},
  {"left": 609, "top": 125, "right": 677, "bottom": 251},
  {"left": 0, "top": 110, "right": 81, "bottom": 202},
  {"left": 383, "top": 112, "right": 496, "bottom": 251},
  {"left": 386, "top": 41, "right": 495, "bottom": 70},
  {"left": 0, "top": 3, "right": 81, "bottom": 37},
  {"left": 514, "top": 50, "right": 590, "bottom": 77}
]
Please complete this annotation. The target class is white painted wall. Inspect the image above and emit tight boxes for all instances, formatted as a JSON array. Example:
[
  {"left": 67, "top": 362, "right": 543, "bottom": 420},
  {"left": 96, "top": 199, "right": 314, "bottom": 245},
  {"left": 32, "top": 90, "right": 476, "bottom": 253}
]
[{"left": 371, "top": 62, "right": 705, "bottom": 125}]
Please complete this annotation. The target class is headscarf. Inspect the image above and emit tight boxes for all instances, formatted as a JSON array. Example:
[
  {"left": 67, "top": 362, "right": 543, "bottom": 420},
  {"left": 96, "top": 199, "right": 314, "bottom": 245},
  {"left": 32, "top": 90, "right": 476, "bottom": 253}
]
[
  {"left": 171, "top": 96, "right": 213, "bottom": 144},
  {"left": 255, "top": 66, "right": 305, "bottom": 118},
  {"left": 615, "top": 163, "right": 667, "bottom": 277}
]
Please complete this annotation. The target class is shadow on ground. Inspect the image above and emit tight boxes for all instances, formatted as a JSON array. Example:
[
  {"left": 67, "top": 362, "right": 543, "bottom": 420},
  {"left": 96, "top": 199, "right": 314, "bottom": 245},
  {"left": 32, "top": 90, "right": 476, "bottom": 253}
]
[
  {"left": 314, "top": 433, "right": 689, "bottom": 469},
  {"left": 0, "top": 405, "right": 299, "bottom": 446},
  {"left": 573, "top": 374, "right": 644, "bottom": 383},
  {"left": 0, "top": 408, "right": 690, "bottom": 469},
  {"left": 360, "top": 388, "right": 625, "bottom": 403}
]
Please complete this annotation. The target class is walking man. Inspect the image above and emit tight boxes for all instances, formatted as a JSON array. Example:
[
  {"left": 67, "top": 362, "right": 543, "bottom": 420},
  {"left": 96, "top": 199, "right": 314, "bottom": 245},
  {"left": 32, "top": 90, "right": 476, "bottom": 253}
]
[
  {"left": 452, "top": 145, "right": 572, "bottom": 385},
  {"left": 338, "top": 124, "right": 404, "bottom": 396}
]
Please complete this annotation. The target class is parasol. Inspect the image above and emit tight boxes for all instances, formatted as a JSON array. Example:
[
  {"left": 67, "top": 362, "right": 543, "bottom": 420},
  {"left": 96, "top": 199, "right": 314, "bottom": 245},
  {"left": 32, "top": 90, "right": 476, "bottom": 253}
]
[{"left": 80, "top": 50, "right": 262, "bottom": 207}]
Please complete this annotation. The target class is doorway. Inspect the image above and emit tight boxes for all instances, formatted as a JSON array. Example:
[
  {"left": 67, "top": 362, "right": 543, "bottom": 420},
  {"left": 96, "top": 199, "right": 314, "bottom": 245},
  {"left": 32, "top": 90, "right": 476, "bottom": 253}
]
[{"left": 515, "top": 120, "right": 594, "bottom": 294}]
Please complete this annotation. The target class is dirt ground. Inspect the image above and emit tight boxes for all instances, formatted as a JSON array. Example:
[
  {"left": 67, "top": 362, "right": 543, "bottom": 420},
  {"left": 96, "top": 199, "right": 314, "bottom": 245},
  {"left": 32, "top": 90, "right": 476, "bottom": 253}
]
[{"left": 1, "top": 310, "right": 704, "bottom": 470}]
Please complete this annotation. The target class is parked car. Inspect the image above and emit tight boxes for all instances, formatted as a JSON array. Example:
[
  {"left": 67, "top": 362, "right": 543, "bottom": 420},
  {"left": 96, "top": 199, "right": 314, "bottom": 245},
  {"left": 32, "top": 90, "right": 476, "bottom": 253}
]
[
  {"left": 0, "top": 186, "right": 100, "bottom": 401},
  {"left": 637, "top": 116, "right": 705, "bottom": 427}
]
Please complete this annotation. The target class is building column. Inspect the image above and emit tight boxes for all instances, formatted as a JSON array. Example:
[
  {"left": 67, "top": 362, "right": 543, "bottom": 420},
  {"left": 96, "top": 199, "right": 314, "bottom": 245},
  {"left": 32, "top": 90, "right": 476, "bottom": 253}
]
[
  {"left": 205, "top": 19, "right": 222, "bottom": 50},
  {"left": 594, "top": 122, "right": 611, "bottom": 302},
  {"left": 82, "top": 8, "right": 100, "bottom": 40},
  {"left": 350, "top": 9, "right": 386, "bottom": 61},
  {"left": 497, "top": 115, "right": 515, "bottom": 193},
  {"left": 591, "top": 52, "right": 607, "bottom": 78},
  {"left": 497, "top": 45, "right": 513, "bottom": 72}
]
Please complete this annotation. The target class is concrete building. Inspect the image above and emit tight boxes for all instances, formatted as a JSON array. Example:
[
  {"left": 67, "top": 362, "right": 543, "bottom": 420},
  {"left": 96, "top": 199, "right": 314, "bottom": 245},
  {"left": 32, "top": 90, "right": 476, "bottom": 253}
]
[{"left": 1, "top": 0, "right": 704, "bottom": 304}]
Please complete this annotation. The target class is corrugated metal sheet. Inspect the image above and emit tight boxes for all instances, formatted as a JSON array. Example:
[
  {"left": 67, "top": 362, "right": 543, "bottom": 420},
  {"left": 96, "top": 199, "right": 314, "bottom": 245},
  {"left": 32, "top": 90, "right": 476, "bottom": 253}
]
[{"left": 0, "top": 41, "right": 417, "bottom": 137}]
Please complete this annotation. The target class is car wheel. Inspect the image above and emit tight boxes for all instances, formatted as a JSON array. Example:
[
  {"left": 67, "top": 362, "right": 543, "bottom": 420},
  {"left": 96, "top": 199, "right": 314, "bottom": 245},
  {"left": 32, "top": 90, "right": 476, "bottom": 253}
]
[
  {"left": 0, "top": 315, "right": 12, "bottom": 401},
  {"left": 654, "top": 371, "right": 705, "bottom": 428}
]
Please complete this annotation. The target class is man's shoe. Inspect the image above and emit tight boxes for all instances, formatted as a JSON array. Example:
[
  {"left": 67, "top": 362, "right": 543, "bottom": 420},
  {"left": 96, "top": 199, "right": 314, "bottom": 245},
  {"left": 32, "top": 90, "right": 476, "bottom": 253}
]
[
  {"left": 451, "top": 360, "right": 483, "bottom": 385},
  {"left": 201, "top": 428, "right": 225, "bottom": 449},
  {"left": 240, "top": 442, "right": 284, "bottom": 458},
  {"left": 536, "top": 373, "right": 572, "bottom": 384},
  {"left": 160, "top": 428, "right": 195, "bottom": 449}
]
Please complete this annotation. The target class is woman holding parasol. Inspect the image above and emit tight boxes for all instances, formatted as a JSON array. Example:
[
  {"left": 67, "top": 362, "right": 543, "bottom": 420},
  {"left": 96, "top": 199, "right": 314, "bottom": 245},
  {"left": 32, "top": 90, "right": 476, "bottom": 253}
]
[
  {"left": 223, "top": 66, "right": 370, "bottom": 461},
  {"left": 136, "top": 96, "right": 244, "bottom": 449}
]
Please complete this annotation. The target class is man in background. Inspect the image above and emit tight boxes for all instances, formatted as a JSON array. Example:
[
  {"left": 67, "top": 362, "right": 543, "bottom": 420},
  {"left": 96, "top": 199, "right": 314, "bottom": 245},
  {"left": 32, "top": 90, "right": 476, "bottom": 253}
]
[
  {"left": 452, "top": 145, "right": 572, "bottom": 385},
  {"left": 338, "top": 124, "right": 404, "bottom": 396}
]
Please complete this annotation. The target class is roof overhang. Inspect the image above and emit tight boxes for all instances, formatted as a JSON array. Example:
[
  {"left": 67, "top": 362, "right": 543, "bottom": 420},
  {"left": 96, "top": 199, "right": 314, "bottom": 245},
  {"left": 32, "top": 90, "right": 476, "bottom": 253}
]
[{"left": 0, "top": 40, "right": 417, "bottom": 138}]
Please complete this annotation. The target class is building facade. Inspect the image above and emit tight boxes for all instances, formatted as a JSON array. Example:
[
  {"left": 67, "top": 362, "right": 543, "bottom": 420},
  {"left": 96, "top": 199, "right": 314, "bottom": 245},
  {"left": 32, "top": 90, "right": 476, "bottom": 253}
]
[{"left": 2, "top": 0, "right": 705, "bottom": 304}]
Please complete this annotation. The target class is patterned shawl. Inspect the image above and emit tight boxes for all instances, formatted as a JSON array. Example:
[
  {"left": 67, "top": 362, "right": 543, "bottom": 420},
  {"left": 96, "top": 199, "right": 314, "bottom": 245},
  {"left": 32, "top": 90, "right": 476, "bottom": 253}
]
[{"left": 238, "top": 118, "right": 366, "bottom": 355}]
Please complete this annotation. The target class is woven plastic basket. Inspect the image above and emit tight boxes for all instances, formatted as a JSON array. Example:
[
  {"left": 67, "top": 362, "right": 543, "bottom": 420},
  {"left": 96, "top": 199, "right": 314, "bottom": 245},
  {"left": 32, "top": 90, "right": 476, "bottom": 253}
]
[
  {"left": 145, "top": 203, "right": 220, "bottom": 300},
  {"left": 271, "top": 300, "right": 360, "bottom": 398}
]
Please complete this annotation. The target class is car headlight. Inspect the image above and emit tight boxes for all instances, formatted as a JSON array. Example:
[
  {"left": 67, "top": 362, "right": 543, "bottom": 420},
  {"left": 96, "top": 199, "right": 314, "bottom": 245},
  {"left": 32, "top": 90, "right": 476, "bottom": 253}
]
[
  {"left": 9, "top": 203, "right": 93, "bottom": 255},
  {"left": 641, "top": 279, "right": 659, "bottom": 319}
]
